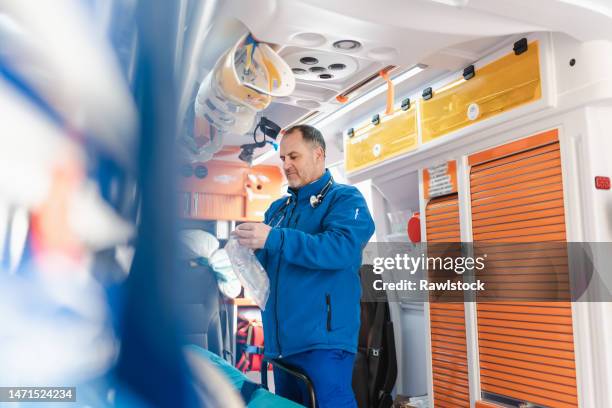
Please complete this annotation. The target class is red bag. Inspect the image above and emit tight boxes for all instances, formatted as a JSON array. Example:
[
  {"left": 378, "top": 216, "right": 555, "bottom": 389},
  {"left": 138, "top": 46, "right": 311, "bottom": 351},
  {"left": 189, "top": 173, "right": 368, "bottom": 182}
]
[{"left": 236, "top": 318, "right": 266, "bottom": 372}]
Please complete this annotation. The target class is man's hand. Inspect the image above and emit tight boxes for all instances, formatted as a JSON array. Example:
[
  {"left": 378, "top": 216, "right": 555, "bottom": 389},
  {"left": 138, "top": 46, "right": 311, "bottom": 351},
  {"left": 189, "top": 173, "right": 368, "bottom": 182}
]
[{"left": 233, "top": 222, "right": 271, "bottom": 249}]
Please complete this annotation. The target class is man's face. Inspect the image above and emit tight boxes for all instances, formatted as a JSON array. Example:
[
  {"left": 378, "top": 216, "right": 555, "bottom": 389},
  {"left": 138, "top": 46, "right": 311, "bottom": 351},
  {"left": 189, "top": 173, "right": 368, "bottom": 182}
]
[{"left": 279, "top": 130, "right": 324, "bottom": 189}]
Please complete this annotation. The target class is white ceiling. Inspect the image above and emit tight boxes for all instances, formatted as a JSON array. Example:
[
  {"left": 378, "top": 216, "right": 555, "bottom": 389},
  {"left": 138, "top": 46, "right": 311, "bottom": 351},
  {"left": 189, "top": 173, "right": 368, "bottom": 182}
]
[{"left": 182, "top": 0, "right": 612, "bottom": 165}]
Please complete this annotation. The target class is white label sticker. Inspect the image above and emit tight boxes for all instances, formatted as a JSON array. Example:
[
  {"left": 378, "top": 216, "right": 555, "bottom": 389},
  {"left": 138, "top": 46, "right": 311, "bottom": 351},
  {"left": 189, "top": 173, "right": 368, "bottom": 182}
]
[
  {"left": 467, "top": 103, "right": 480, "bottom": 121},
  {"left": 428, "top": 163, "right": 453, "bottom": 198},
  {"left": 373, "top": 144, "right": 382, "bottom": 157},
  {"left": 428, "top": 163, "right": 448, "bottom": 176}
]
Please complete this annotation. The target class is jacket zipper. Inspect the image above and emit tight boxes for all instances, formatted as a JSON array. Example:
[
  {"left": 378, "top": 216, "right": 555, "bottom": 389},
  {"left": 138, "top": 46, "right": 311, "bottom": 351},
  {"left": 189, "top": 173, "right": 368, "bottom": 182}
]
[
  {"left": 326, "top": 294, "right": 332, "bottom": 331},
  {"left": 275, "top": 230, "right": 284, "bottom": 356},
  {"left": 287, "top": 199, "right": 298, "bottom": 226},
  {"left": 274, "top": 197, "right": 295, "bottom": 357},
  {"left": 275, "top": 196, "right": 297, "bottom": 357}
]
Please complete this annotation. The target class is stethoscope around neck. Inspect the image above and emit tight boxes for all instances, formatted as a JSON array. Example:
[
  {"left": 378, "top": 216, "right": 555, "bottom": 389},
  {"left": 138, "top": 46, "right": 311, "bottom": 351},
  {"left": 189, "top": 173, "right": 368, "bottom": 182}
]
[
  {"left": 268, "top": 177, "right": 334, "bottom": 227},
  {"left": 309, "top": 178, "right": 333, "bottom": 209}
]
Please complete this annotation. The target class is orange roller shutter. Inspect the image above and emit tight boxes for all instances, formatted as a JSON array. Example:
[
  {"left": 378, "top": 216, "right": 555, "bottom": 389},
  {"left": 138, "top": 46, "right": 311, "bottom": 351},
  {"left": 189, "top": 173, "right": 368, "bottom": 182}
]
[
  {"left": 426, "top": 194, "right": 470, "bottom": 408},
  {"left": 469, "top": 130, "right": 578, "bottom": 408}
]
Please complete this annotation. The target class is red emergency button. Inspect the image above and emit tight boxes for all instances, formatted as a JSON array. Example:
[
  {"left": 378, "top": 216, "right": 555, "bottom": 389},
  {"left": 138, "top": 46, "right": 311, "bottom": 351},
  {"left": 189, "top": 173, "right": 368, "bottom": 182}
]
[{"left": 595, "top": 176, "right": 610, "bottom": 190}]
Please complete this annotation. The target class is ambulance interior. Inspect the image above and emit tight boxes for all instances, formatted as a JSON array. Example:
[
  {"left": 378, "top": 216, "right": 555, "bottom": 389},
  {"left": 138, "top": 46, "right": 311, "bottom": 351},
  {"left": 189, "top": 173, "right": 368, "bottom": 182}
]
[{"left": 1, "top": 0, "right": 612, "bottom": 407}]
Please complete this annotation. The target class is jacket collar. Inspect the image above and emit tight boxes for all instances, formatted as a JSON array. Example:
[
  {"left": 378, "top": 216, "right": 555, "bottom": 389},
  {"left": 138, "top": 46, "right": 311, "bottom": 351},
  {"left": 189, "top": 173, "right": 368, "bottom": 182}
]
[{"left": 287, "top": 169, "right": 333, "bottom": 203}]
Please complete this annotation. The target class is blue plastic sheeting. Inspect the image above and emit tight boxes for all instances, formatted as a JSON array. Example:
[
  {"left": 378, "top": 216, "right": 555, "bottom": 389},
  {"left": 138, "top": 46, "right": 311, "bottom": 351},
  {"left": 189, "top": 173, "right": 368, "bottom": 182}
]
[{"left": 186, "top": 345, "right": 303, "bottom": 408}]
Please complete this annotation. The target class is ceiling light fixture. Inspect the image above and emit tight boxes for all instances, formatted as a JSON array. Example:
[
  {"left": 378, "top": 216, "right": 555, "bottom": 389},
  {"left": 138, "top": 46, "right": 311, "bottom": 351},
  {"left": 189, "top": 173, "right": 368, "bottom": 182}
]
[
  {"left": 333, "top": 40, "right": 361, "bottom": 51},
  {"left": 309, "top": 64, "right": 426, "bottom": 130}
]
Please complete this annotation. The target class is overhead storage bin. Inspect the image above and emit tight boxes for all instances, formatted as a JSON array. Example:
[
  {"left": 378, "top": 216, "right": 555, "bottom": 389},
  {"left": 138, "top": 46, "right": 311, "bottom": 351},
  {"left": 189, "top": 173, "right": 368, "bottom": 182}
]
[
  {"left": 421, "top": 40, "right": 542, "bottom": 143},
  {"left": 345, "top": 104, "right": 418, "bottom": 173}
]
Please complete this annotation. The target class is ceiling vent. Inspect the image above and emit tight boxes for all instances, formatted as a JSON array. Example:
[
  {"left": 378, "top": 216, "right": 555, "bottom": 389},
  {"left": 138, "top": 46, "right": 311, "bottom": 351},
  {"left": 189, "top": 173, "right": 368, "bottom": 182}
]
[{"left": 283, "top": 50, "right": 358, "bottom": 82}]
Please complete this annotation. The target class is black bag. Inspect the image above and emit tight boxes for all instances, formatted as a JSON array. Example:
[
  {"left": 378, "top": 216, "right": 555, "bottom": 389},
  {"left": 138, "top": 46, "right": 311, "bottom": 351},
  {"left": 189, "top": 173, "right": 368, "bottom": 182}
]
[{"left": 353, "top": 265, "right": 398, "bottom": 408}]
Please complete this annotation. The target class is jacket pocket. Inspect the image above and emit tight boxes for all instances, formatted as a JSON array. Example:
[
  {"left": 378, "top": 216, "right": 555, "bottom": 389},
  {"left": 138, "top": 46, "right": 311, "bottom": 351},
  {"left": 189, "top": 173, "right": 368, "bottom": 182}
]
[{"left": 326, "top": 294, "right": 332, "bottom": 331}]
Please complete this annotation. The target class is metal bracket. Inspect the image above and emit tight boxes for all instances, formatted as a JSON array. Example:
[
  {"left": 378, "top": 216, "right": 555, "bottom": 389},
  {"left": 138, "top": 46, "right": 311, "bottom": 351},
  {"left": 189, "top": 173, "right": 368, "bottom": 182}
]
[
  {"left": 371, "top": 113, "right": 380, "bottom": 126},
  {"left": 513, "top": 37, "right": 528, "bottom": 55},
  {"left": 401, "top": 97, "right": 411, "bottom": 111},
  {"left": 463, "top": 64, "right": 475, "bottom": 80}
]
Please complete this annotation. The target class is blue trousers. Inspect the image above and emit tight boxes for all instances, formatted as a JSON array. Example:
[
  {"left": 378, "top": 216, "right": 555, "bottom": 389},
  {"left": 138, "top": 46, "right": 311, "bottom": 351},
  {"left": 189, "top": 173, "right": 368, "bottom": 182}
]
[{"left": 273, "top": 349, "right": 357, "bottom": 408}]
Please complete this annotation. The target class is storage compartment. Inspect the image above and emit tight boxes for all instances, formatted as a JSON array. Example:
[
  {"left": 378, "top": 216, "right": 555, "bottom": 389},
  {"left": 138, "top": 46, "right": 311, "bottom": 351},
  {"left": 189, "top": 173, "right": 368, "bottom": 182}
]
[
  {"left": 180, "top": 161, "right": 283, "bottom": 221},
  {"left": 345, "top": 105, "right": 418, "bottom": 173},
  {"left": 469, "top": 129, "right": 579, "bottom": 408},
  {"left": 372, "top": 171, "right": 420, "bottom": 243},
  {"left": 421, "top": 40, "right": 542, "bottom": 143},
  {"left": 367, "top": 171, "right": 428, "bottom": 398},
  {"left": 425, "top": 193, "right": 470, "bottom": 408}
]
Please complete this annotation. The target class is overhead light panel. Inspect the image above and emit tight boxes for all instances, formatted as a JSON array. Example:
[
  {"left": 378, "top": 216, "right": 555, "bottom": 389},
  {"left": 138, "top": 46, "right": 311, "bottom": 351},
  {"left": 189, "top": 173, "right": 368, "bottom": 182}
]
[{"left": 310, "top": 64, "right": 426, "bottom": 130}]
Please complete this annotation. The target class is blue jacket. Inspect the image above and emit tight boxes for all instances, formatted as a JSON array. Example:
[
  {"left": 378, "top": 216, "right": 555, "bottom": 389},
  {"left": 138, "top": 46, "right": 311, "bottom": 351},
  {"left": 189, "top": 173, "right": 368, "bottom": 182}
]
[{"left": 255, "top": 169, "right": 375, "bottom": 358}]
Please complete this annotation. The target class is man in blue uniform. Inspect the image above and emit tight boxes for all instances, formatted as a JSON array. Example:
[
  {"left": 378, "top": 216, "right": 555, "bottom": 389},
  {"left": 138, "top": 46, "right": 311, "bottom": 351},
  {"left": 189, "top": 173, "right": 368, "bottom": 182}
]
[{"left": 234, "top": 124, "right": 375, "bottom": 407}]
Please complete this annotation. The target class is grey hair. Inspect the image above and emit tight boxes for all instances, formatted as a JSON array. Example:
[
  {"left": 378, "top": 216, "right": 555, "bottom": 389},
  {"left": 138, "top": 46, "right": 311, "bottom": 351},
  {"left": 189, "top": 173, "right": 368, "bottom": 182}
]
[{"left": 284, "top": 124, "right": 326, "bottom": 155}]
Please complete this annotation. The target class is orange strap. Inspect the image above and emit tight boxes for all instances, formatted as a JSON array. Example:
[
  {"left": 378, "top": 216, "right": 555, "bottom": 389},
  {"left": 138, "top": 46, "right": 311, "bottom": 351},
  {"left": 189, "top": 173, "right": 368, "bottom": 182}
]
[
  {"left": 379, "top": 70, "right": 394, "bottom": 116},
  {"left": 336, "top": 94, "right": 349, "bottom": 103}
]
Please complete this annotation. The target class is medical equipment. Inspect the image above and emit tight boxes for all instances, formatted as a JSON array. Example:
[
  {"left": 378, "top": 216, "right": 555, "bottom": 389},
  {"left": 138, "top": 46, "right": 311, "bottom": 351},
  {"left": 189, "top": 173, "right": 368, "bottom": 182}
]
[
  {"left": 186, "top": 34, "right": 295, "bottom": 163},
  {"left": 225, "top": 237, "right": 269, "bottom": 310},
  {"left": 267, "top": 177, "right": 335, "bottom": 228},
  {"left": 308, "top": 178, "right": 333, "bottom": 208},
  {"left": 238, "top": 116, "right": 281, "bottom": 165}
]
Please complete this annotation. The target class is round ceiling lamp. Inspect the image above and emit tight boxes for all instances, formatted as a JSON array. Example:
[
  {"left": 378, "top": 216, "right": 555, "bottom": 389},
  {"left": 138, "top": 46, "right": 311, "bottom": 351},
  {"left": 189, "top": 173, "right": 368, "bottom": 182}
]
[{"left": 333, "top": 39, "right": 361, "bottom": 51}]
